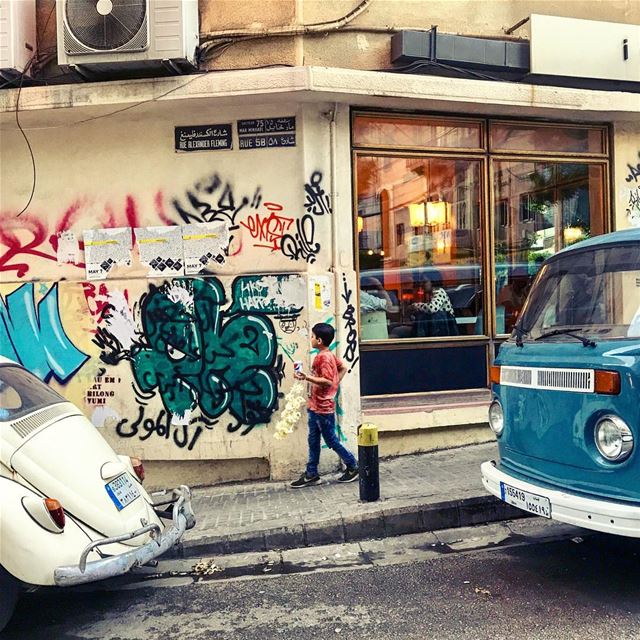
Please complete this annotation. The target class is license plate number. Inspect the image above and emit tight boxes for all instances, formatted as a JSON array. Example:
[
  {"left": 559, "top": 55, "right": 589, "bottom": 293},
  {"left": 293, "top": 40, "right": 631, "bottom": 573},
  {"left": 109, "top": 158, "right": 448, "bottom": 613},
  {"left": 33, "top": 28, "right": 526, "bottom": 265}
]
[
  {"left": 105, "top": 474, "right": 140, "bottom": 511},
  {"left": 500, "top": 482, "right": 551, "bottom": 519}
]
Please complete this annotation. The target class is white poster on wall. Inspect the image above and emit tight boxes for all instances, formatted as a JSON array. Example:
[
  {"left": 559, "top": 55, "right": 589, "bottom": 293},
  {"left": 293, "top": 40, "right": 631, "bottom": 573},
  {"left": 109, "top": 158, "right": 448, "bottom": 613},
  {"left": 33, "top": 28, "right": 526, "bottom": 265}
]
[
  {"left": 56, "top": 230, "right": 80, "bottom": 265},
  {"left": 182, "top": 222, "right": 229, "bottom": 274},
  {"left": 134, "top": 226, "right": 184, "bottom": 278},
  {"left": 83, "top": 227, "right": 132, "bottom": 280}
]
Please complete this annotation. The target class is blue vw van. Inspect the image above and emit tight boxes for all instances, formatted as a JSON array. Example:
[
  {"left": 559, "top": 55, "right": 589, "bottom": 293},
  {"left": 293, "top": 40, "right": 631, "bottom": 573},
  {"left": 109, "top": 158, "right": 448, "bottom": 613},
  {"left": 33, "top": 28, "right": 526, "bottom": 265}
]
[{"left": 481, "top": 228, "right": 640, "bottom": 536}]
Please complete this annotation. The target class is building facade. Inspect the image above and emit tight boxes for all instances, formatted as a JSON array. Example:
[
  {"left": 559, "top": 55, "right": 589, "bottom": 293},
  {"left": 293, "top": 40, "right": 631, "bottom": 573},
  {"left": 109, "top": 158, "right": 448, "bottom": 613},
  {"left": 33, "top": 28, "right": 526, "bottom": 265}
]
[{"left": 1, "top": 1, "right": 638, "bottom": 486}]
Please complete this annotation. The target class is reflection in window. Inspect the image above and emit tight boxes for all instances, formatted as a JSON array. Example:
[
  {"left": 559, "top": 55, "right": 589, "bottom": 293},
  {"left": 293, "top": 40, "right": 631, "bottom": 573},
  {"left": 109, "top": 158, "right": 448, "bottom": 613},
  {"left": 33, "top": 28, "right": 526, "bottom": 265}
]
[
  {"left": 357, "top": 156, "right": 483, "bottom": 340},
  {"left": 519, "top": 245, "right": 640, "bottom": 340},
  {"left": 353, "top": 115, "right": 483, "bottom": 150},
  {"left": 493, "top": 161, "right": 606, "bottom": 334},
  {"left": 490, "top": 122, "right": 606, "bottom": 155}
]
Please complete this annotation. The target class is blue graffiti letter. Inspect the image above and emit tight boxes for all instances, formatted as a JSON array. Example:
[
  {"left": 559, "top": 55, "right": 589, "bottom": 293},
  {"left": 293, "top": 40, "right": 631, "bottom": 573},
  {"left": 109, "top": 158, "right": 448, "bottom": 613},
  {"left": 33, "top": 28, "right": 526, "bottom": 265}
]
[{"left": 0, "top": 283, "right": 89, "bottom": 382}]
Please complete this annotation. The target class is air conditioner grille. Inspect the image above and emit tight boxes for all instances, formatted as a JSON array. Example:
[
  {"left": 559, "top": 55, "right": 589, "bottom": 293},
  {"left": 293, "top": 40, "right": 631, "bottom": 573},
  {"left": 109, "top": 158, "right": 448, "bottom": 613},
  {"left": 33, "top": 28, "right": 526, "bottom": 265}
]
[{"left": 65, "top": 0, "right": 147, "bottom": 52}]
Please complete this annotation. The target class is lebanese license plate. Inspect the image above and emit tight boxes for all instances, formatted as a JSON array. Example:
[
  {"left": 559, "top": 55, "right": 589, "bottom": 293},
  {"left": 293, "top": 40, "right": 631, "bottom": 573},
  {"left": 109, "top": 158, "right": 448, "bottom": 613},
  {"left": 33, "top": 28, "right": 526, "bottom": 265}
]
[
  {"left": 105, "top": 473, "right": 140, "bottom": 511},
  {"left": 500, "top": 481, "right": 551, "bottom": 519}
]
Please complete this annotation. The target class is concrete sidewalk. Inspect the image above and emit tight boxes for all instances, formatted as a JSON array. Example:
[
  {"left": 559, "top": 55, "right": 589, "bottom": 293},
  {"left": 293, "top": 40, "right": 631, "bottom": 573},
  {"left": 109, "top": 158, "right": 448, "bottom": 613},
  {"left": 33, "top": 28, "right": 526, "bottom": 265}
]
[{"left": 175, "top": 442, "right": 525, "bottom": 559}]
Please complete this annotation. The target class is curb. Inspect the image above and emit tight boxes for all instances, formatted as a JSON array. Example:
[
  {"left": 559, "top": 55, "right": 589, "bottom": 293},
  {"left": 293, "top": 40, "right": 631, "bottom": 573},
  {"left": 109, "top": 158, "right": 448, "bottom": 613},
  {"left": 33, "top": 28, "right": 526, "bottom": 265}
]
[{"left": 171, "top": 495, "right": 529, "bottom": 559}]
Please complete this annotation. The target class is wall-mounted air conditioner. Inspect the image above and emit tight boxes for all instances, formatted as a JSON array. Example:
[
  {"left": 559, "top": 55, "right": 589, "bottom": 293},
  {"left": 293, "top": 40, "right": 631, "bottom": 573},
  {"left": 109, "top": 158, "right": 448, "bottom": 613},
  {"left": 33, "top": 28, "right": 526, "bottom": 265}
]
[
  {"left": 56, "top": 0, "right": 199, "bottom": 73},
  {"left": 0, "top": 0, "right": 36, "bottom": 76}
]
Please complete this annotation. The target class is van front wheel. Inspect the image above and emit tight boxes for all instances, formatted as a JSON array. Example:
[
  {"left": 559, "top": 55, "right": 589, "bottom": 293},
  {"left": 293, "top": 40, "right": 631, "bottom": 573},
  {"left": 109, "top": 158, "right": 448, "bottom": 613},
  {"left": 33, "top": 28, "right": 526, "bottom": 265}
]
[{"left": 0, "top": 566, "right": 20, "bottom": 632}]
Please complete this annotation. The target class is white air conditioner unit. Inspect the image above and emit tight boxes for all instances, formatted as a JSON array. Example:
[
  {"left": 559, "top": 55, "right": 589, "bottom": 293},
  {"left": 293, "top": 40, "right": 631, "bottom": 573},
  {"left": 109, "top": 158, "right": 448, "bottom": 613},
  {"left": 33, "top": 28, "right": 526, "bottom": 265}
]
[
  {"left": 0, "top": 0, "right": 36, "bottom": 75},
  {"left": 56, "top": 0, "right": 199, "bottom": 72}
]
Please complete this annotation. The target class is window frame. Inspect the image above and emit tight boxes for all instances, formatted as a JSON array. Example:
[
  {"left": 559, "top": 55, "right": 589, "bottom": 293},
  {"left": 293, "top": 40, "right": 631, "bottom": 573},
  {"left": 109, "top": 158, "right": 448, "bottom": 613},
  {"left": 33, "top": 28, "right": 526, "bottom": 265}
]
[{"left": 351, "top": 110, "right": 612, "bottom": 346}]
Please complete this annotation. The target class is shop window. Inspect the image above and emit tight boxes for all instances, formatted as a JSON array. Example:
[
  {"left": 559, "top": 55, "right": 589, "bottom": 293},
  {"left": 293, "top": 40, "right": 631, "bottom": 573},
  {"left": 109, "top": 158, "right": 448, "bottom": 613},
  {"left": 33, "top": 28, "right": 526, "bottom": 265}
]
[
  {"left": 492, "top": 160, "right": 606, "bottom": 334},
  {"left": 353, "top": 114, "right": 483, "bottom": 151},
  {"left": 353, "top": 112, "right": 610, "bottom": 356},
  {"left": 356, "top": 155, "right": 483, "bottom": 341},
  {"left": 490, "top": 122, "right": 607, "bottom": 155}
]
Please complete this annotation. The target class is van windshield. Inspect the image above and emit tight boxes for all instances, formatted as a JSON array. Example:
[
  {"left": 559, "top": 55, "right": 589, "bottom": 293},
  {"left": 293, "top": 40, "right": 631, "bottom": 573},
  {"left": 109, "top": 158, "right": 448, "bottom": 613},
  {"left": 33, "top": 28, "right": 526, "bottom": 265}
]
[
  {"left": 0, "top": 365, "right": 65, "bottom": 422},
  {"left": 516, "top": 243, "right": 640, "bottom": 342}
]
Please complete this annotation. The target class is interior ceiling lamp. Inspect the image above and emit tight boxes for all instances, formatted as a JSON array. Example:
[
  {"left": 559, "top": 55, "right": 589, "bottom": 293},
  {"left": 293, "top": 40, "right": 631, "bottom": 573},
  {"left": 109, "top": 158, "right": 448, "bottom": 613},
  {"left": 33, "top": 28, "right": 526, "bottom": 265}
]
[
  {"left": 409, "top": 202, "right": 426, "bottom": 227},
  {"left": 426, "top": 200, "right": 451, "bottom": 226},
  {"left": 563, "top": 226, "right": 585, "bottom": 244}
]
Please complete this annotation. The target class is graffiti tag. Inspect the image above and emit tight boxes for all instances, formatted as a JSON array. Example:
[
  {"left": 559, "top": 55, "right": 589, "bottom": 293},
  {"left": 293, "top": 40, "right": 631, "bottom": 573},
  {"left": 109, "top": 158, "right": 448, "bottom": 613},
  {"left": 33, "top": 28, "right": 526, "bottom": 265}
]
[
  {"left": 340, "top": 275, "right": 359, "bottom": 371},
  {"left": 281, "top": 215, "right": 321, "bottom": 263},
  {"left": 239, "top": 202, "right": 294, "bottom": 251},
  {"left": 304, "top": 171, "right": 332, "bottom": 216}
]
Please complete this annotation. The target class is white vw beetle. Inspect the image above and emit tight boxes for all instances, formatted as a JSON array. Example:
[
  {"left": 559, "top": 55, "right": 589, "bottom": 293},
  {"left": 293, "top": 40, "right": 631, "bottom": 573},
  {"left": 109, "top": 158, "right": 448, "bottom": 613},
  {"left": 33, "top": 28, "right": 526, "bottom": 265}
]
[{"left": 0, "top": 357, "right": 196, "bottom": 630}]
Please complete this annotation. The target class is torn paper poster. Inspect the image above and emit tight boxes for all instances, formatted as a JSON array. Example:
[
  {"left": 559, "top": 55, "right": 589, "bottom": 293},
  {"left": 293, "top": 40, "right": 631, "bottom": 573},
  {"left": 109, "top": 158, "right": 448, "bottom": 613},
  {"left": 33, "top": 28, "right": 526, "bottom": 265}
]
[
  {"left": 309, "top": 275, "right": 332, "bottom": 312},
  {"left": 182, "top": 221, "right": 229, "bottom": 275},
  {"left": 56, "top": 230, "right": 79, "bottom": 265},
  {"left": 134, "top": 225, "right": 184, "bottom": 278},
  {"left": 83, "top": 227, "right": 132, "bottom": 280}
]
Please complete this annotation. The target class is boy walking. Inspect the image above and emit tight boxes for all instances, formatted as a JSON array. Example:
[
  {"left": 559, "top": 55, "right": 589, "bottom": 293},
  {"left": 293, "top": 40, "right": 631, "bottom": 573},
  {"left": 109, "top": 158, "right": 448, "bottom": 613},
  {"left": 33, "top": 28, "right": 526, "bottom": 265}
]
[{"left": 290, "top": 323, "right": 359, "bottom": 488}]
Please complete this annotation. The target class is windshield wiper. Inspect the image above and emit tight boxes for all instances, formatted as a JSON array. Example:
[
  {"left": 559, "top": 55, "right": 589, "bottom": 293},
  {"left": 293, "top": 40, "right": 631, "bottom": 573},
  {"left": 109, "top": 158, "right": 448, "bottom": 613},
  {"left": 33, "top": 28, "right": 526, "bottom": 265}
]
[
  {"left": 512, "top": 325, "right": 529, "bottom": 348},
  {"left": 534, "top": 328, "right": 596, "bottom": 347}
]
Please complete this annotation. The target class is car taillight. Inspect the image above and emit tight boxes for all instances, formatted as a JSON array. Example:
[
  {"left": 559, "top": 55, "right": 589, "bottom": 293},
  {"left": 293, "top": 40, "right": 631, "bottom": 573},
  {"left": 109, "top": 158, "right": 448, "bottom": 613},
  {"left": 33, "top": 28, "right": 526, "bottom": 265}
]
[
  {"left": 131, "top": 457, "right": 145, "bottom": 483},
  {"left": 45, "top": 498, "right": 65, "bottom": 529},
  {"left": 489, "top": 365, "right": 501, "bottom": 385}
]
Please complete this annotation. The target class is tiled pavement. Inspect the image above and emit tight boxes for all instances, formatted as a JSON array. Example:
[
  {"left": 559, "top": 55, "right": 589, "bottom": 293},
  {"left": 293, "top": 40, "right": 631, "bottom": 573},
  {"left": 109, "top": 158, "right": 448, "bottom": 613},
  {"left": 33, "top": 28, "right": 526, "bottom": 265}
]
[{"left": 175, "top": 442, "right": 526, "bottom": 558}]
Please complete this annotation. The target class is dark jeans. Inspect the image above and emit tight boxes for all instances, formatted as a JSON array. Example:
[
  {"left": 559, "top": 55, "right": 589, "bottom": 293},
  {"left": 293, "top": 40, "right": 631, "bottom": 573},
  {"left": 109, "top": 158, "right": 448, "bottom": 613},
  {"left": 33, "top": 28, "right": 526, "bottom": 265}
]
[{"left": 305, "top": 410, "right": 357, "bottom": 477}]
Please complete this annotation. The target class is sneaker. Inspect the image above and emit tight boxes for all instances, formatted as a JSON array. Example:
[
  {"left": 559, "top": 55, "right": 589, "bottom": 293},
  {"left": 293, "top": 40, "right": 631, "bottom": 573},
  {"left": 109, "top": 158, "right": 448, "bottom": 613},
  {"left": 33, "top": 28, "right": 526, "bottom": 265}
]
[
  {"left": 337, "top": 467, "right": 359, "bottom": 483},
  {"left": 290, "top": 473, "right": 321, "bottom": 488}
]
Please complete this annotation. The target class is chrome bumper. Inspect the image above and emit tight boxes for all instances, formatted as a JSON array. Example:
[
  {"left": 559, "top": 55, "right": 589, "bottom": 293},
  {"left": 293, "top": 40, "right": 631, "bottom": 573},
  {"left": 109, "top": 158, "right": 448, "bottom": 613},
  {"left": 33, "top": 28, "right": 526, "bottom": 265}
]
[
  {"left": 54, "top": 485, "right": 196, "bottom": 587},
  {"left": 481, "top": 461, "right": 640, "bottom": 538}
]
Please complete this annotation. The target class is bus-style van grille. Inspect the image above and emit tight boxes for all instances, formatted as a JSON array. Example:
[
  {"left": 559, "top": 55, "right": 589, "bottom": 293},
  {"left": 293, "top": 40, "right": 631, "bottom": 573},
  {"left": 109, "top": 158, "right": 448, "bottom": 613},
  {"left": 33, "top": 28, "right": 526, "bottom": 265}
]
[
  {"left": 500, "top": 367, "right": 594, "bottom": 393},
  {"left": 11, "top": 404, "right": 80, "bottom": 439},
  {"left": 501, "top": 368, "right": 533, "bottom": 386}
]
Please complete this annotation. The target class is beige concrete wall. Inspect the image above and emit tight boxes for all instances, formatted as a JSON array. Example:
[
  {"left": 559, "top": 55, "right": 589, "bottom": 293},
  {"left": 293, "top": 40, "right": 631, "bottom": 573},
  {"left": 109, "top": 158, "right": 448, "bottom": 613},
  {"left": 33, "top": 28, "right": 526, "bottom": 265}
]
[
  {"left": 34, "top": 1, "right": 640, "bottom": 74},
  {"left": 0, "top": 99, "right": 362, "bottom": 482},
  {"left": 613, "top": 122, "right": 640, "bottom": 229},
  {"left": 197, "top": 0, "right": 640, "bottom": 70}
]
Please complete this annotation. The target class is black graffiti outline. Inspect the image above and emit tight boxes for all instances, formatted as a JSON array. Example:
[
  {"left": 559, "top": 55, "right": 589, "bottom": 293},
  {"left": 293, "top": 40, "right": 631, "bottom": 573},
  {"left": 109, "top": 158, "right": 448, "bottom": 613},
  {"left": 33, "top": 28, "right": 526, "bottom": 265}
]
[
  {"left": 625, "top": 152, "right": 640, "bottom": 183},
  {"left": 304, "top": 170, "right": 332, "bottom": 216},
  {"left": 116, "top": 406, "right": 215, "bottom": 451},
  {"left": 280, "top": 215, "right": 321, "bottom": 263},
  {"left": 171, "top": 172, "right": 263, "bottom": 252},
  {"left": 341, "top": 274, "right": 359, "bottom": 372}
]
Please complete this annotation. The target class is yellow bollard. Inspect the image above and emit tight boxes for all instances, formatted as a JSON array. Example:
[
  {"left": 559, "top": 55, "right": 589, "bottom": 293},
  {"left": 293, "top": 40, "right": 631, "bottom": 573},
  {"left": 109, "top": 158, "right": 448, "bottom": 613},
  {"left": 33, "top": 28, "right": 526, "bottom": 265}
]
[{"left": 358, "top": 423, "right": 379, "bottom": 502}]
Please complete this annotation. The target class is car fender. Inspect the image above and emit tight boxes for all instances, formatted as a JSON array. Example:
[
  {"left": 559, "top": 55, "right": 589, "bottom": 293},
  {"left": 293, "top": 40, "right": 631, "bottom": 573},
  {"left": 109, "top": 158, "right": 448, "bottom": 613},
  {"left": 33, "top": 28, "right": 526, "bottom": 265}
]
[{"left": 0, "top": 477, "right": 102, "bottom": 586}]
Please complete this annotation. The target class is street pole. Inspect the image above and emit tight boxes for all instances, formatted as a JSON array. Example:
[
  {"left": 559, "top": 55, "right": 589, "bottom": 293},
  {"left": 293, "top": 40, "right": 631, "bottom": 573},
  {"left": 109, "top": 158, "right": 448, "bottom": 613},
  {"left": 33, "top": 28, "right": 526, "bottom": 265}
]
[{"left": 358, "top": 423, "right": 379, "bottom": 502}]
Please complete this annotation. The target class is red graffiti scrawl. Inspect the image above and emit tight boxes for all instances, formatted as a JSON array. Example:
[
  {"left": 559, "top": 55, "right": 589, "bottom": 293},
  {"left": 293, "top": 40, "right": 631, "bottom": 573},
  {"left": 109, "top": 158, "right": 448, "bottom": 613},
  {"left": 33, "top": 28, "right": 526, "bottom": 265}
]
[
  {"left": 0, "top": 214, "right": 59, "bottom": 278},
  {"left": 239, "top": 202, "right": 294, "bottom": 252},
  {"left": 1, "top": 196, "right": 146, "bottom": 278}
]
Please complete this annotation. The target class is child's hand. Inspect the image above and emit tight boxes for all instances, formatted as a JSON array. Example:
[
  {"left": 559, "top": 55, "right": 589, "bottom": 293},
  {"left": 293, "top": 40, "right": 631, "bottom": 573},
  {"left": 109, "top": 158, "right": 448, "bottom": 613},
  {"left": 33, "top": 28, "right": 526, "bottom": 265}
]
[{"left": 294, "top": 371, "right": 306, "bottom": 380}]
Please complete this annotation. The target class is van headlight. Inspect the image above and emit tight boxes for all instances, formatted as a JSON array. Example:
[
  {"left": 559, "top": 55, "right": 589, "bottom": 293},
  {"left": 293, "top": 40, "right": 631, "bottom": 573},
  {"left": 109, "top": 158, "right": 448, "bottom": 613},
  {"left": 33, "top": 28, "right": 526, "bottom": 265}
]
[
  {"left": 595, "top": 415, "right": 633, "bottom": 462},
  {"left": 488, "top": 400, "right": 504, "bottom": 437}
]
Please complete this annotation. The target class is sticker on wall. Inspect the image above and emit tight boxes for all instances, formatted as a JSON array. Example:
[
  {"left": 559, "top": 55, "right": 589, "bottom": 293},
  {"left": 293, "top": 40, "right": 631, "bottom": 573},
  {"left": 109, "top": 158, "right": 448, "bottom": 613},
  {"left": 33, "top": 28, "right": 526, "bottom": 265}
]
[
  {"left": 182, "top": 221, "right": 229, "bottom": 274},
  {"left": 134, "top": 226, "right": 184, "bottom": 278},
  {"left": 309, "top": 275, "right": 332, "bottom": 312},
  {"left": 229, "top": 274, "right": 306, "bottom": 316},
  {"left": 237, "top": 117, "right": 296, "bottom": 150},
  {"left": 83, "top": 227, "right": 132, "bottom": 280},
  {"left": 174, "top": 124, "right": 232, "bottom": 152},
  {"left": 56, "top": 230, "right": 80, "bottom": 265}
]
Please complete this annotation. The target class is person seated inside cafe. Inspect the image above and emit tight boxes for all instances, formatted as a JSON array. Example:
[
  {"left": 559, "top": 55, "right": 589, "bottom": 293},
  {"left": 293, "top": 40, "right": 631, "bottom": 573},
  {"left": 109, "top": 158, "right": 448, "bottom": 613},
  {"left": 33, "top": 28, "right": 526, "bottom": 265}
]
[
  {"left": 360, "top": 276, "right": 397, "bottom": 340},
  {"left": 410, "top": 270, "right": 458, "bottom": 337}
]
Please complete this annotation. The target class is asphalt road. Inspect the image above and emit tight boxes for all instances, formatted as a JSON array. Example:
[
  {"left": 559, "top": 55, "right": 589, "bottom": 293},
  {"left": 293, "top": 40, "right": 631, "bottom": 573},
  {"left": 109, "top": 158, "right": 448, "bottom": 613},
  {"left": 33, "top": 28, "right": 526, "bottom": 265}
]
[{"left": 3, "top": 522, "right": 639, "bottom": 640}]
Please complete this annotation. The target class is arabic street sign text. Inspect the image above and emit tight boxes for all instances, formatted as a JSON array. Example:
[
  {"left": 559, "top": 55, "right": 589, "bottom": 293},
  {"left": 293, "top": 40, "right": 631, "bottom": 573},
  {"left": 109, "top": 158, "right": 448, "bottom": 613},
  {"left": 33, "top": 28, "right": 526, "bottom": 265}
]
[
  {"left": 237, "top": 117, "right": 296, "bottom": 150},
  {"left": 175, "top": 124, "right": 232, "bottom": 152}
]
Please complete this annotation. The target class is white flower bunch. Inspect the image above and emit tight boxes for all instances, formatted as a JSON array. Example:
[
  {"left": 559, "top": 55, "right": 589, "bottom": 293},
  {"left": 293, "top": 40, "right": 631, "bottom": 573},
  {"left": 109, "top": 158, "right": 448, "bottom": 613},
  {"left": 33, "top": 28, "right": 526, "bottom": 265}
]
[{"left": 273, "top": 381, "right": 307, "bottom": 440}]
